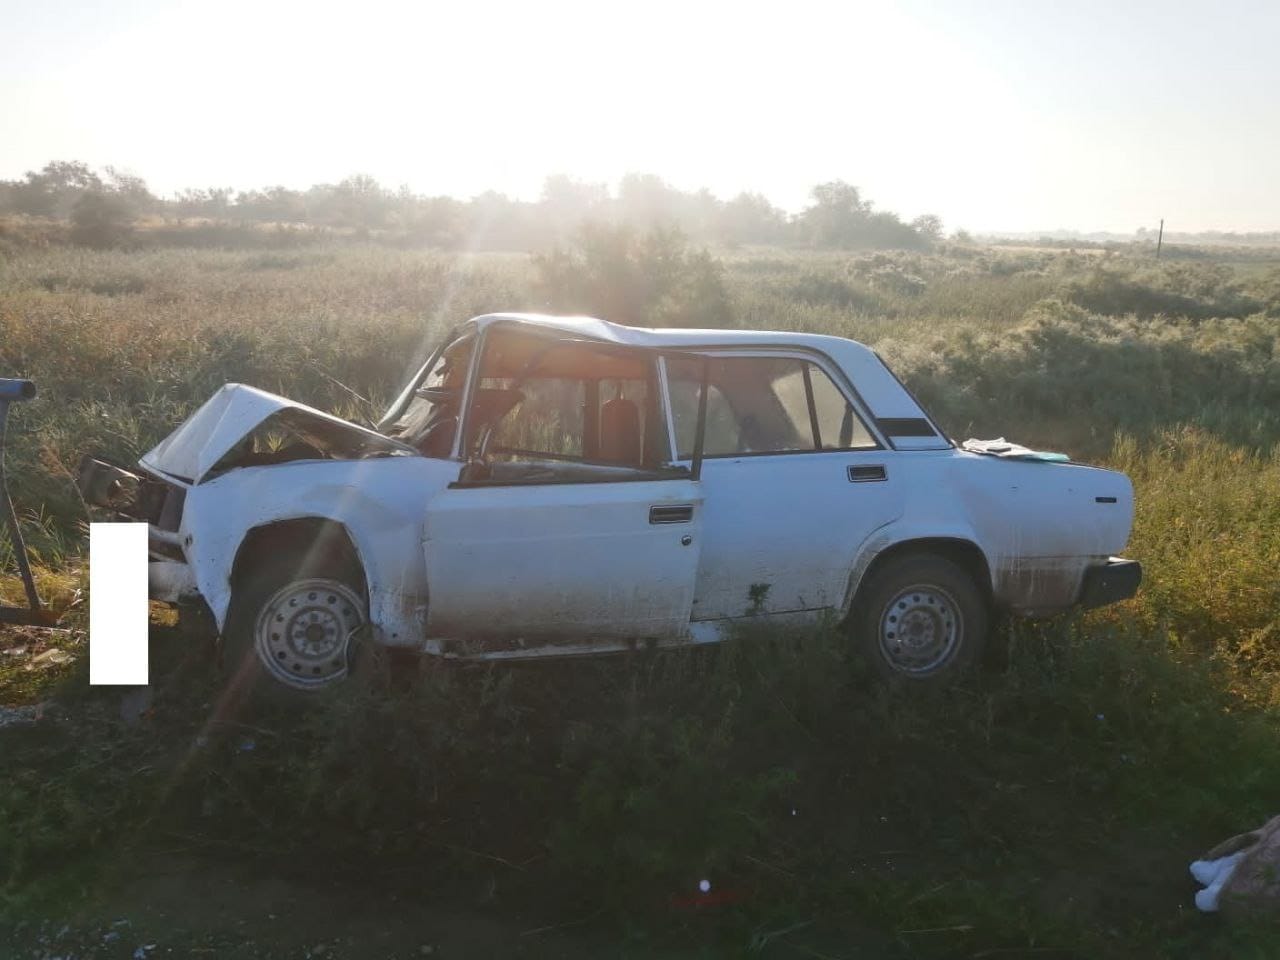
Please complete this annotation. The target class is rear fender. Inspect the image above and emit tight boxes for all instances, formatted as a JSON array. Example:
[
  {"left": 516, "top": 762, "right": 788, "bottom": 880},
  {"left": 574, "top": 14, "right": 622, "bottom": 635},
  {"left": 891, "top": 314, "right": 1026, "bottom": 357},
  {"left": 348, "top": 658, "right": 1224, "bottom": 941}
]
[{"left": 840, "top": 522, "right": 994, "bottom": 619}]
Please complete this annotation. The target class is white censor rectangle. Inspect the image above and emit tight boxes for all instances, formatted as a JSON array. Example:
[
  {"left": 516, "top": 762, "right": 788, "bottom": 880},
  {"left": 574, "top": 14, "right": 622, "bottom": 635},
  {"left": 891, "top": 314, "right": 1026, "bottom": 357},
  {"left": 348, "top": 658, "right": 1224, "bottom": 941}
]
[{"left": 89, "top": 522, "right": 149, "bottom": 685}]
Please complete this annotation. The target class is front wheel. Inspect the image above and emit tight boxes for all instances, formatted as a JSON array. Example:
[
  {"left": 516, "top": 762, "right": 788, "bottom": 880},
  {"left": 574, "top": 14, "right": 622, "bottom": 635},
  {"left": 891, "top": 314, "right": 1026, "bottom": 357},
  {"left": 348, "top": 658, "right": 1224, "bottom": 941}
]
[
  {"left": 850, "top": 553, "right": 988, "bottom": 684},
  {"left": 223, "top": 556, "right": 368, "bottom": 696}
]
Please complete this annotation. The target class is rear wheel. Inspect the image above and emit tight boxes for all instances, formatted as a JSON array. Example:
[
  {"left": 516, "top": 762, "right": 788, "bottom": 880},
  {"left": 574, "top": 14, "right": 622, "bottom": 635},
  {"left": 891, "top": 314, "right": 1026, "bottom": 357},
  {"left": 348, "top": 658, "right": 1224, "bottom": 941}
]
[
  {"left": 851, "top": 553, "right": 988, "bottom": 684},
  {"left": 223, "top": 553, "right": 368, "bottom": 697}
]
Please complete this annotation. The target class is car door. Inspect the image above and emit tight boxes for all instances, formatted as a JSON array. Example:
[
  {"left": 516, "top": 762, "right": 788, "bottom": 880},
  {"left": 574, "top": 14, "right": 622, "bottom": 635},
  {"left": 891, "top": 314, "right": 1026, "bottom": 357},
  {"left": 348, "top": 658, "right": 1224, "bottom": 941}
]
[
  {"left": 422, "top": 325, "right": 704, "bottom": 647},
  {"left": 665, "top": 352, "right": 905, "bottom": 620}
]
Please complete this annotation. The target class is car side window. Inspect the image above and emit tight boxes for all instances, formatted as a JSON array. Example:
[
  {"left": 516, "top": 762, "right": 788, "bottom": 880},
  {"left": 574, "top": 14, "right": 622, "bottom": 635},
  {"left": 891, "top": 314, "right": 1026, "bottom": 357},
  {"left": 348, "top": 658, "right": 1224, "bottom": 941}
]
[
  {"left": 485, "top": 378, "right": 585, "bottom": 459},
  {"left": 667, "top": 354, "right": 877, "bottom": 457},
  {"left": 809, "top": 364, "right": 877, "bottom": 449},
  {"left": 668, "top": 377, "right": 738, "bottom": 460},
  {"left": 461, "top": 328, "right": 674, "bottom": 477}
]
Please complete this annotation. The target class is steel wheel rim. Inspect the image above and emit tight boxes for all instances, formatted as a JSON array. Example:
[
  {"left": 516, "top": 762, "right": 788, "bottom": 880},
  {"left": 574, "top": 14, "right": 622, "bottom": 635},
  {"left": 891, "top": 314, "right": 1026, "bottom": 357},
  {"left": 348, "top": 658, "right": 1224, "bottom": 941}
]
[
  {"left": 877, "top": 583, "right": 962, "bottom": 676},
  {"left": 253, "top": 578, "right": 365, "bottom": 690}
]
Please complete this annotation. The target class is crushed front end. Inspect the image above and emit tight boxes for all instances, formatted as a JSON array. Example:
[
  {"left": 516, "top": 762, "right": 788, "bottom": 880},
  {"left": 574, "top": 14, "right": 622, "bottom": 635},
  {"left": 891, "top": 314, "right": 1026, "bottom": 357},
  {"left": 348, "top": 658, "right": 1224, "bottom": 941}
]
[{"left": 77, "top": 455, "right": 200, "bottom": 603}]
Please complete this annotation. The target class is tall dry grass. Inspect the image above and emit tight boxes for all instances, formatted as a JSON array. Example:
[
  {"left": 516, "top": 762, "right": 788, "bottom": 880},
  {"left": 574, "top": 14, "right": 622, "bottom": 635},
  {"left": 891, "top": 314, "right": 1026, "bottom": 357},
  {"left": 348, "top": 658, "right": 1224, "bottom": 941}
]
[{"left": 3, "top": 237, "right": 1280, "bottom": 956}]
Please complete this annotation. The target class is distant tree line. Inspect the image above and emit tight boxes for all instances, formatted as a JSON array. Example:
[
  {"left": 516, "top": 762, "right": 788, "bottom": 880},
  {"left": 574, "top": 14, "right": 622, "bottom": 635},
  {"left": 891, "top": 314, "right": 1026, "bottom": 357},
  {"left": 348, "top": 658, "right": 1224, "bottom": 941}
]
[{"left": 0, "top": 160, "right": 946, "bottom": 251}]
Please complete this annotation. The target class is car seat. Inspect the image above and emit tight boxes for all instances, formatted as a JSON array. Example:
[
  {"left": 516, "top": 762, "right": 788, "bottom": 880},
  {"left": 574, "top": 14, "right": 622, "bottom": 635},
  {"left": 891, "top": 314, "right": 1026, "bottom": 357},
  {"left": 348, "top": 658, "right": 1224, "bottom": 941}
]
[{"left": 599, "top": 396, "right": 642, "bottom": 465}]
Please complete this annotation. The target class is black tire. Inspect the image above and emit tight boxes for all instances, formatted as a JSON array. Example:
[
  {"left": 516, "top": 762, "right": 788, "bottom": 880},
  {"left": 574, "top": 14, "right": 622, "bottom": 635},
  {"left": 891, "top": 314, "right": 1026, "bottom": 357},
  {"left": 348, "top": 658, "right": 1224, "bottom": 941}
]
[
  {"left": 221, "top": 550, "right": 368, "bottom": 702},
  {"left": 850, "top": 552, "right": 988, "bottom": 684}
]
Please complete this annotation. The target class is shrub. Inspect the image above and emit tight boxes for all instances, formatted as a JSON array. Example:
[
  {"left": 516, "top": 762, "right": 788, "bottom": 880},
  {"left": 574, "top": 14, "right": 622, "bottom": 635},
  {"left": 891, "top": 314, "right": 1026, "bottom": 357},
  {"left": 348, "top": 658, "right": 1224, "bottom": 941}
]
[
  {"left": 784, "top": 270, "right": 879, "bottom": 310},
  {"left": 1062, "top": 261, "right": 1262, "bottom": 320},
  {"left": 533, "top": 224, "right": 733, "bottom": 327},
  {"left": 69, "top": 191, "right": 135, "bottom": 249},
  {"left": 879, "top": 300, "right": 1280, "bottom": 453},
  {"left": 1113, "top": 428, "right": 1280, "bottom": 683}
]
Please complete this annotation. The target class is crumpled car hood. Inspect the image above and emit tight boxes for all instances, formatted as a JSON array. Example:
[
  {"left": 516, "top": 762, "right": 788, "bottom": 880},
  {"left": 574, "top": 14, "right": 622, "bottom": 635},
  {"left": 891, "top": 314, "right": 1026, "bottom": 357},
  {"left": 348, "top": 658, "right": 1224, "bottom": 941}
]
[{"left": 140, "top": 383, "right": 412, "bottom": 484}]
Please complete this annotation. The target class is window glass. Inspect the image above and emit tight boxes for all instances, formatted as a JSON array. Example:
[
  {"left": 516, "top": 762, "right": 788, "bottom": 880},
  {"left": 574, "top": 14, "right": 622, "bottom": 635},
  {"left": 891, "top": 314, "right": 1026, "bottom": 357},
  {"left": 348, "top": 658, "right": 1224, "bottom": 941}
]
[
  {"left": 769, "top": 364, "right": 816, "bottom": 449},
  {"left": 666, "top": 354, "right": 877, "bottom": 457},
  {"left": 669, "top": 377, "right": 738, "bottom": 460},
  {"left": 809, "top": 363, "right": 877, "bottom": 449}
]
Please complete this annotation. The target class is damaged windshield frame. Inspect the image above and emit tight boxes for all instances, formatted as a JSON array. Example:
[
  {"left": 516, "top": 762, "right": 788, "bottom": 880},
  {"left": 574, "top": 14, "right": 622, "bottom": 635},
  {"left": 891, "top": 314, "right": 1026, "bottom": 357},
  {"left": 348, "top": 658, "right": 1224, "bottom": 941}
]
[
  {"left": 376, "top": 325, "right": 466, "bottom": 435},
  {"left": 383, "top": 331, "right": 477, "bottom": 458}
]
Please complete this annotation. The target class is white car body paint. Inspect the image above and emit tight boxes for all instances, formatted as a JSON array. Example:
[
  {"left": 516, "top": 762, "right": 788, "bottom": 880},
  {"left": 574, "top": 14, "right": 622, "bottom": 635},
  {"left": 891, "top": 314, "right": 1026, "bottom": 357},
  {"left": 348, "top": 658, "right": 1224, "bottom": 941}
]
[
  {"left": 141, "top": 382, "right": 412, "bottom": 483},
  {"left": 837, "top": 448, "right": 1135, "bottom": 617},
  {"left": 115, "top": 314, "right": 1137, "bottom": 660},
  {"left": 423, "top": 477, "right": 705, "bottom": 646},
  {"left": 689, "top": 452, "right": 904, "bottom": 619},
  {"left": 179, "top": 456, "right": 457, "bottom": 644}
]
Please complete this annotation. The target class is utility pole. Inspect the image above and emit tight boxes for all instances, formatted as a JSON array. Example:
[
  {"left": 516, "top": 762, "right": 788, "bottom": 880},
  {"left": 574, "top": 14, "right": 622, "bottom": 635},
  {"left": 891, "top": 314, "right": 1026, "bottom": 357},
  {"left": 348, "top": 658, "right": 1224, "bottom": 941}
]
[{"left": 1156, "top": 218, "right": 1164, "bottom": 259}]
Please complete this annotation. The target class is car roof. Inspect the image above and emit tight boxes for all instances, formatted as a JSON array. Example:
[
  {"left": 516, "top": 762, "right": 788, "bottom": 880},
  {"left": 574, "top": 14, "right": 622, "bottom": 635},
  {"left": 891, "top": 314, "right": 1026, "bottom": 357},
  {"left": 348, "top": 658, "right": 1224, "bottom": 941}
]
[
  {"left": 467, "top": 312, "right": 869, "bottom": 355},
  {"left": 420, "top": 313, "right": 951, "bottom": 450}
]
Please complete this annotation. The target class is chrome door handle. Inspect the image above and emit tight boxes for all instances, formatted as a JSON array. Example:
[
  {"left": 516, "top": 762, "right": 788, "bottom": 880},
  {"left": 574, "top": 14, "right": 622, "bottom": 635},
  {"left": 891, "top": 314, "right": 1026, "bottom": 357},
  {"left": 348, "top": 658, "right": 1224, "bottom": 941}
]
[{"left": 649, "top": 504, "right": 694, "bottom": 524}]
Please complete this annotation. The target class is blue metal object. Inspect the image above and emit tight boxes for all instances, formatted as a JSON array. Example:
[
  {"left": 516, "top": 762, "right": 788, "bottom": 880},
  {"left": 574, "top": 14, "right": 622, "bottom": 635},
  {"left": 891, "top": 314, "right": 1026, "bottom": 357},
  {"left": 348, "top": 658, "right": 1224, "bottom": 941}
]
[
  {"left": 0, "top": 379, "right": 36, "bottom": 402},
  {"left": 0, "top": 380, "right": 58, "bottom": 627}
]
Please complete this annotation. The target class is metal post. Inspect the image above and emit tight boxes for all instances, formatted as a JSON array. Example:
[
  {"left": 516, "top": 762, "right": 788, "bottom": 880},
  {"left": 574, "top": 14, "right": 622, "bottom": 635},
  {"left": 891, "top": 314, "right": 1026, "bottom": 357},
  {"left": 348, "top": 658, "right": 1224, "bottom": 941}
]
[
  {"left": 0, "top": 381, "right": 57, "bottom": 627},
  {"left": 0, "top": 400, "right": 42, "bottom": 613},
  {"left": 690, "top": 356, "right": 709, "bottom": 481},
  {"left": 1156, "top": 218, "right": 1164, "bottom": 260}
]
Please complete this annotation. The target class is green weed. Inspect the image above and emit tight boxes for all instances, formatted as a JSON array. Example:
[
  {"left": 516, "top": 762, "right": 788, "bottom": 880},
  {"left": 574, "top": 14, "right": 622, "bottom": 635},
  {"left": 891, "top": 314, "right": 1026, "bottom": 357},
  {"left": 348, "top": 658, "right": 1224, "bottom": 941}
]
[{"left": 2, "top": 240, "right": 1280, "bottom": 956}]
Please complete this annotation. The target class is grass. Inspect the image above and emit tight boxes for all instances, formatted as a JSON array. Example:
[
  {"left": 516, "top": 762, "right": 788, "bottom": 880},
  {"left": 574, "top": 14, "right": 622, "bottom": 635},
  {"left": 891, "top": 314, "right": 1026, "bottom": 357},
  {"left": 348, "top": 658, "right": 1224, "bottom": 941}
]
[{"left": 2, "top": 235, "right": 1280, "bottom": 955}]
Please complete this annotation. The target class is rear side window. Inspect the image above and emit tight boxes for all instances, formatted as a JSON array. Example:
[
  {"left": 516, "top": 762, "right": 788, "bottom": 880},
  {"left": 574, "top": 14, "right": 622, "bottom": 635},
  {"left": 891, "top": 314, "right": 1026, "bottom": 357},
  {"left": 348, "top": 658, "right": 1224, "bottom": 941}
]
[
  {"left": 810, "top": 365, "right": 877, "bottom": 449},
  {"left": 667, "top": 355, "right": 877, "bottom": 458}
]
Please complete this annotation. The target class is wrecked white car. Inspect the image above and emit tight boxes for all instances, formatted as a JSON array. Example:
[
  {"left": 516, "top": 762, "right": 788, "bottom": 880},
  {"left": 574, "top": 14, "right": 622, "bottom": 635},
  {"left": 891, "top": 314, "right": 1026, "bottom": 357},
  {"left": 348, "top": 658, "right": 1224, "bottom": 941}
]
[{"left": 79, "top": 313, "right": 1141, "bottom": 691}]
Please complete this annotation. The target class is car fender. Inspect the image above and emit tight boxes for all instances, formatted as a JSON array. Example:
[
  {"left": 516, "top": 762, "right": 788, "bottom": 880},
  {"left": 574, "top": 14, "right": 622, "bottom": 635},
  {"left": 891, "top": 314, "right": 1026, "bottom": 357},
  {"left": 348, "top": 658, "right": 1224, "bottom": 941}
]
[
  {"left": 839, "top": 517, "right": 994, "bottom": 619},
  {"left": 843, "top": 452, "right": 1135, "bottom": 617},
  {"left": 180, "top": 456, "right": 457, "bottom": 647}
]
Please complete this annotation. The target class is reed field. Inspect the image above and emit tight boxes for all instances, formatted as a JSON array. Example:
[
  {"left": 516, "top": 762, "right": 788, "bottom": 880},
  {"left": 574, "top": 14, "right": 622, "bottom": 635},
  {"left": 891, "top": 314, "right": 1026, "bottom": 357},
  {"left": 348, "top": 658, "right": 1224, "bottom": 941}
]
[{"left": 3, "top": 228, "right": 1280, "bottom": 957}]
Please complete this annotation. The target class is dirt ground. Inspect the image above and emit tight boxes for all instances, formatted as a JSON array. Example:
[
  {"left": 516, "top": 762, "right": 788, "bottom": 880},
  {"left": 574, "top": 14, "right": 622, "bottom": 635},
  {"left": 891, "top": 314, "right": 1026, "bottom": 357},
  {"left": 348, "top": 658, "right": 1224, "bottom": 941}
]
[
  {"left": 4, "top": 850, "right": 708, "bottom": 960},
  {"left": 2, "top": 848, "right": 934, "bottom": 960}
]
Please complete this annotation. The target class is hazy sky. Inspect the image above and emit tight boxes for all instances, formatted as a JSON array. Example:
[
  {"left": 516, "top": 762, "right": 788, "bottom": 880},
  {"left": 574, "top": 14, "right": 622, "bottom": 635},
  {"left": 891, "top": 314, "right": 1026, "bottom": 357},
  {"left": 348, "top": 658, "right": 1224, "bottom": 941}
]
[{"left": 2, "top": 0, "right": 1278, "bottom": 233}]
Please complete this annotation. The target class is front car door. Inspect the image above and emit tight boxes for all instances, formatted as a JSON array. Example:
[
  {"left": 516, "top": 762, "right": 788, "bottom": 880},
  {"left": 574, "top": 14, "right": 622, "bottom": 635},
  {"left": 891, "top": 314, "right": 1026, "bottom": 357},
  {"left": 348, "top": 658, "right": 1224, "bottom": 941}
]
[
  {"left": 664, "top": 351, "right": 905, "bottom": 621},
  {"left": 423, "top": 323, "right": 704, "bottom": 653}
]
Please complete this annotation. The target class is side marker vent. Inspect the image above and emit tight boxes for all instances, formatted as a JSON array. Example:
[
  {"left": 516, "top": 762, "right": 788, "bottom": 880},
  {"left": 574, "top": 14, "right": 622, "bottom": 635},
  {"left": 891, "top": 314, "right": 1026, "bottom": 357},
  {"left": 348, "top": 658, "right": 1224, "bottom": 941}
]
[{"left": 876, "top": 417, "right": 937, "bottom": 437}]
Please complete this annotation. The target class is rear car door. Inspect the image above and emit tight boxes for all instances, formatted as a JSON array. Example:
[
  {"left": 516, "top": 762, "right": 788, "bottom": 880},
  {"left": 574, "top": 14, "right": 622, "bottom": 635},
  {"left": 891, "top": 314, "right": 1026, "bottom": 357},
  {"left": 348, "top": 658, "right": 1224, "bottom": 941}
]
[
  {"left": 665, "top": 352, "right": 905, "bottom": 620},
  {"left": 423, "top": 325, "right": 704, "bottom": 648}
]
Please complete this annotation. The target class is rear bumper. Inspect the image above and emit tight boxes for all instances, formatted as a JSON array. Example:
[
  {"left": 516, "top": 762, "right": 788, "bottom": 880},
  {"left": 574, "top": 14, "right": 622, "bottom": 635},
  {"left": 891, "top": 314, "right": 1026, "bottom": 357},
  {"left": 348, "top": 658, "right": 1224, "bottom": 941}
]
[{"left": 1077, "top": 557, "right": 1142, "bottom": 610}]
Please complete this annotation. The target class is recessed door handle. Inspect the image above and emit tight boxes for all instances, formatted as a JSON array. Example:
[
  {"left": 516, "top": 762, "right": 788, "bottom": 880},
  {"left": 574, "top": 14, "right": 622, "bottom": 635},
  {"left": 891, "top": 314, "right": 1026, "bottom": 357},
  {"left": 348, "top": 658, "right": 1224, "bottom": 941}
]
[
  {"left": 847, "top": 464, "right": 887, "bottom": 482},
  {"left": 650, "top": 504, "right": 694, "bottom": 524}
]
